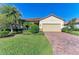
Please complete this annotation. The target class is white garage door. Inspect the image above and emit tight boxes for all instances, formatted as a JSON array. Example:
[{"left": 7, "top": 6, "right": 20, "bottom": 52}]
[{"left": 42, "top": 24, "right": 61, "bottom": 32}]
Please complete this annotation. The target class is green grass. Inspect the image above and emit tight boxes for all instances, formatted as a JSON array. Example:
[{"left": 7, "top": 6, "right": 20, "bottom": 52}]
[
  {"left": 69, "top": 31, "right": 79, "bottom": 36},
  {"left": 0, "top": 34, "right": 52, "bottom": 55}
]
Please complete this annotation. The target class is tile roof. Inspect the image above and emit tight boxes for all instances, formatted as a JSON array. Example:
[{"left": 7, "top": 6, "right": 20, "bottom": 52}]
[
  {"left": 23, "top": 18, "right": 41, "bottom": 23},
  {"left": 23, "top": 14, "right": 64, "bottom": 23},
  {"left": 64, "top": 22, "right": 69, "bottom": 25}
]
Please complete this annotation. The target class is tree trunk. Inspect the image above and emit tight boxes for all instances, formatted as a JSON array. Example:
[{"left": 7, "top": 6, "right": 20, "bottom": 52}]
[{"left": 10, "top": 25, "right": 13, "bottom": 33}]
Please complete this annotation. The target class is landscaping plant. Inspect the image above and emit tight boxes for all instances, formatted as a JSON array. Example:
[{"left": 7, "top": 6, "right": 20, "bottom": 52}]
[
  {"left": 0, "top": 30, "right": 9, "bottom": 37},
  {"left": 0, "top": 5, "right": 21, "bottom": 33},
  {"left": 30, "top": 24, "right": 39, "bottom": 33},
  {"left": 62, "top": 26, "right": 71, "bottom": 33},
  {"left": 23, "top": 30, "right": 32, "bottom": 35}
]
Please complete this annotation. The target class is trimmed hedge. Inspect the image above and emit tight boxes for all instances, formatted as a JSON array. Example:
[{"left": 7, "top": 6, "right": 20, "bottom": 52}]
[
  {"left": 30, "top": 24, "right": 39, "bottom": 33},
  {"left": 23, "top": 30, "right": 32, "bottom": 35},
  {"left": 62, "top": 26, "right": 71, "bottom": 33},
  {"left": 0, "top": 31, "right": 9, "bottom": 37},
  {"left": 73, "top": 28, "right": 79, "bottom": 31}
]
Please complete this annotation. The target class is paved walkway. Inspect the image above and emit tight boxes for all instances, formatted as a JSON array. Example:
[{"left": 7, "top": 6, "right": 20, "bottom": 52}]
[{"left": 45, "top": 32, "right": 79, "bottom": 55}]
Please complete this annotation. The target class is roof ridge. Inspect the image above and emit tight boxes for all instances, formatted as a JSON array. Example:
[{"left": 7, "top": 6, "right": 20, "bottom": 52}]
[{"left": 41, "top": 13, "right": 64, "bottom": 20}]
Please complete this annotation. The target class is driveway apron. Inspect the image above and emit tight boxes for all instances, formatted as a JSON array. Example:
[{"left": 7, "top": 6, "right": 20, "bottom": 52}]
[{"left": 44, "top": 32, "right": 79, "bottom": 55}]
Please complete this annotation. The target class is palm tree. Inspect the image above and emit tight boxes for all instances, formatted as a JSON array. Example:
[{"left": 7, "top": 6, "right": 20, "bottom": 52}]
[
  {"left": 0, "top": 5, "right": 21, "bottom": 32},
  {"left": 68, "top": 18, "right": 76, "bottom": 30},
  {"left": 0, "top": 14, "right": 7, "bottom": 31},
  {"left": 23, "top": 22, "right": 34, "bottom": 30}
]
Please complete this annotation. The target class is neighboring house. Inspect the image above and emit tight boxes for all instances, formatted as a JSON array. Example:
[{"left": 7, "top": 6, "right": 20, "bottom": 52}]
[
  {"left": 64, "top": 19, "right": 79, "bottom": 28},
  {"left": 75, "top": 19, "right": 79, "bottom": 28},
  {"left": 23, "top": 14, "right": 64, "bottom": 32}
]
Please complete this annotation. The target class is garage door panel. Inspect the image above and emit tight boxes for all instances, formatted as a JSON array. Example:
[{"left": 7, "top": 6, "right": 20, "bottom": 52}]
[{"left": 42, "top": 24, "right": 61, "bottom": 32}]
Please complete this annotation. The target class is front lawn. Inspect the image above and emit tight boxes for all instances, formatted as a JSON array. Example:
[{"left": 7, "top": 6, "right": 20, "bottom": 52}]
[
  {"left": 69, "top": 31, "right": 79, "bottom": 36},
  {"left": 0, "top": 34, "right": 52, "bottom": 55}
]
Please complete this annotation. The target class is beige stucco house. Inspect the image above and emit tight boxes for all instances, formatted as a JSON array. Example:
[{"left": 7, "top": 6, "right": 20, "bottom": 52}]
[
  {"left": 39, "top": 15, "right": 64, "bottom": 32},
  {"left": 23, "top": 14, "right": 64, "bottom": 32}
]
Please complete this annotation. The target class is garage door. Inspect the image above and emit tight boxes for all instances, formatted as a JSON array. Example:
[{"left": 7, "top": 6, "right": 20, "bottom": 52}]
[{"left": 42, "top": 24, "right": 61, "bottom": 32}]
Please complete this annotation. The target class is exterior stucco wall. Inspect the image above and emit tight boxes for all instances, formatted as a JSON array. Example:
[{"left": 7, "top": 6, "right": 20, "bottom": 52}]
[{"left": 39, "top": 16, "right": 64, "bottom": 31}]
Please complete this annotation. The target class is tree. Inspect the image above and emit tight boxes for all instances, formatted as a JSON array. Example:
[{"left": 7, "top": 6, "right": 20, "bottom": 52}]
[
  {"left": 68, "top": 18, "right": 76, "bottom": 30},
  {"left": 0, "top": 14, "right": 8, "bottom": 31},
  {"left": 23, "top": 22, "right": 34, "bottom": 30},
  {"left": 0, "top": 5, "right": 21, "bottom": 32},
  {"left": 30, "top": 24, "right": 39, "bottom": 33}
]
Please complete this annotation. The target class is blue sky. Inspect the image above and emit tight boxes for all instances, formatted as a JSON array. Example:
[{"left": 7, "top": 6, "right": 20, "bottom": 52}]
[{"left": 8, "top": 3, "right": 79, "bottom": 22}]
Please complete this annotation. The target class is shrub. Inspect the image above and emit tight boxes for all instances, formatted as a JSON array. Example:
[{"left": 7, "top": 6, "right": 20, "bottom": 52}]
[
  {"left": 0, "top": 31, "right": 9, "bottom": 37},
  {"left": 62, "top": 26, "right": 71, "bottom": 33},
  {"left": 35, "top": 31, "right": 44, "bottom": 35},
  {"left": 23, "top": 30, "right": 32, "bottom": 35},
  {"left": 8, "top": 32, "right": 16, "bottom": 36},
  {"left": 73, "top": 27, "right": 79, "bottom": 31},
  {"left": 30, "top": 24, "right": 39, "bottom": 33}
]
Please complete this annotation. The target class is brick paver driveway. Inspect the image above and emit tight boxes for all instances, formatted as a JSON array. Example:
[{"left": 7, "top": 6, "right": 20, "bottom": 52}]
[{"left": 45, "top": 32, "right": 79, "bottom": 55}]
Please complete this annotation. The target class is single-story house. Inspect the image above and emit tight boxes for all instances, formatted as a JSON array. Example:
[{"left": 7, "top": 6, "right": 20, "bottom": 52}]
[{"left": 23, "top": 14, "right": 64, "bottom": 32}]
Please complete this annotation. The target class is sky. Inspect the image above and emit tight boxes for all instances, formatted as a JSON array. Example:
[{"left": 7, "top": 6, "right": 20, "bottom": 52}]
[{"left": 3, "top": 3, "right": 79, "bottom": 22}]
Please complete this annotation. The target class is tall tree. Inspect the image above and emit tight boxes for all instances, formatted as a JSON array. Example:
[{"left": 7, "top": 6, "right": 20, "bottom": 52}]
[
  {"left": 0, "top": 5, "right": 21, "bottom": 32},
  {"left": 0, "top": 14, "right": 8, "bottom": 31},
  {"left": 68, "top": 18, "right": 76, "bottom": 30}
]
